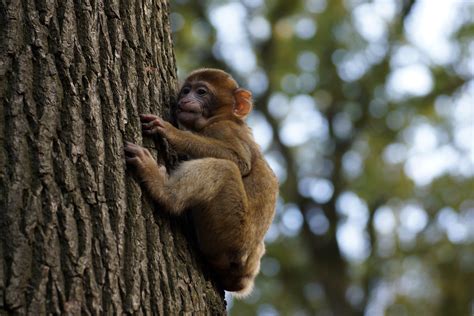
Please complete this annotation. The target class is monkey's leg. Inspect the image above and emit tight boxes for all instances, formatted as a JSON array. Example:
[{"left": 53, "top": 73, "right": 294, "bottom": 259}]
[
  {"left": 148, "top": 158, "right": 250, "bottom": 255},
  {"left": 143, "top": 157, "right": 260, "bottom": 293},
  {"left": 125, "top": 144, "right": 248, "bottom": 244},
  {"left": 144, "top": 157, "right": 248, "bottom": 216}
]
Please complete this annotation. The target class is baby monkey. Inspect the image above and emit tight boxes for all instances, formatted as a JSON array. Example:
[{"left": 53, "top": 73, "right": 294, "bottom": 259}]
[{"left": 125, "top": 68, "right": 278, "bottom": 297}]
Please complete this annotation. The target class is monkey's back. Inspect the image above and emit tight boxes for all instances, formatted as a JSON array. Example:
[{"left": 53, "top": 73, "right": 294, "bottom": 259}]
[
  {"left": 243, "top": 149, "right": 279, "bottom": 242},
  {"left": 190, "top": 120, "right": 278, "bottom": 295},
  {"left": 209, "top": 120, "right": 279, "bottom": 243}
]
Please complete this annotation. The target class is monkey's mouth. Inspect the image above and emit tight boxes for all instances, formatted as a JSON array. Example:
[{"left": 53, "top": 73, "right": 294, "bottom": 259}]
[
  {"left": 176, "top": 108, "right": 201, "bottom": 114},
  {"left": 176, "top": 109, "right": 203, "bottom": 123}
]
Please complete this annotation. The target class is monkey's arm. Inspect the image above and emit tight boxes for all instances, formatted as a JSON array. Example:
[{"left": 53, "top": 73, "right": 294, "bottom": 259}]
[
  {"left": 176, "top": 130, "right": 252, "bottom": 176},
  {"left": 141, "top": 114, "right": 252, "bottom": 176}
]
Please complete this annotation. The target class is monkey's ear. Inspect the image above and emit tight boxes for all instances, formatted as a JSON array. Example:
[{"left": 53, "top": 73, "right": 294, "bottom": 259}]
[{"left": 233, "top": 88, "right": 253, "bottom": 118}]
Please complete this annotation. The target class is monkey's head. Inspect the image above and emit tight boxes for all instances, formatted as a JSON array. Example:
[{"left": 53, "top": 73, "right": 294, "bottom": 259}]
[{"left": 176, "top": 68, "right": 253, "bottom": 130}]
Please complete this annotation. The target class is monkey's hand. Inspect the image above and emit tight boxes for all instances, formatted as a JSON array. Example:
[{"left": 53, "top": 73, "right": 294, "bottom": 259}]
[
  {"left": 140, "top": 114, "right": 176, "bottom": 139},
  {"left": 124, "top": 141, "right": 161, "bottom": 179}
]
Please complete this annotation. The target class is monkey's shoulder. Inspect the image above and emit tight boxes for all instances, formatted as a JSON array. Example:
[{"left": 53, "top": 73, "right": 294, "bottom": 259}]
[
  {"left": 201, "top": 119, "right": 253, "bottom": 142},
  {"left": 202, "top": 118, "right": 247, "bottom": 132}
]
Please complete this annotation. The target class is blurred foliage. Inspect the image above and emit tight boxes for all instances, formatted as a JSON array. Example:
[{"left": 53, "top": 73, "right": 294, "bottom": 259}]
[{"left": 170, "top": 0, "right": 474, "bottom": 315}]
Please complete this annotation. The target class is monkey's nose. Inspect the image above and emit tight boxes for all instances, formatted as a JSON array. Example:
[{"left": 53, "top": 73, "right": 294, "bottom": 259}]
[{"left": 178, "top": 100, "right": 190, "bottom": 110}]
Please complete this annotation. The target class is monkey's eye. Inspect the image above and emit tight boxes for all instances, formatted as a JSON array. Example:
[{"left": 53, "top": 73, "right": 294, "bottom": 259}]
[
  {"left": 181, "top": 87, "right": 191, "bottom": 95},
  {"left": 196, "top": 88, "right": 207, "bottom": 96}
]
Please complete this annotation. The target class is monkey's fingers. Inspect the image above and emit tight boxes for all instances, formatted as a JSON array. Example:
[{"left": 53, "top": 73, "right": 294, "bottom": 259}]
[
  {"left": 153, "top": 118, "right": 165, "bottom": 128},
  {"left": 144, "top": 126, "right": 166, "bottom": 137},
  {"left": 140, "top": 114, "right": 160, "bottom": 123},
  {"left": 124, "top": 141, "right": 145, "bottom": 149},
  {"left": 124, "top": 142, "right": 136, "bottom": 151},
  {"left": 142, "top": 129, "right": 156, "bottom": 136},
  {"left": 141, "top": 119, "right": 161, "bottom": 130},
  {"left": 125, "top": 156, "right": 142, "bottom": 167},
  {"left": 124, "top": 142, "right": 146, "bottom": 158}
]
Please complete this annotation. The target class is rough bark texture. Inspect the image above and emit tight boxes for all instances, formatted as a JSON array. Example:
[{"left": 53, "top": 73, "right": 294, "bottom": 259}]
[{"left": 0, "top": 0, "right": 226, "bottom": 314}]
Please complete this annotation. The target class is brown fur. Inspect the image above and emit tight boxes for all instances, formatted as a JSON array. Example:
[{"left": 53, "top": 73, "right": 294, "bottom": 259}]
[{"left": 124, "top": 68, "right": 278, "bottom": 296}]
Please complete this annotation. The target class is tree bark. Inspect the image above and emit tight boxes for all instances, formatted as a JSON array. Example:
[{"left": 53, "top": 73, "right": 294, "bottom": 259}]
[{"left": 0, "top": 0, "right": 226, "bottom": 314}]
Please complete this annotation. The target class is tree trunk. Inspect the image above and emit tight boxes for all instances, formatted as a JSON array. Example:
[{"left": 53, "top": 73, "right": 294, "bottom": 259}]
[{"left": 0, "top": 0, "right": 226, "bottom": 314}]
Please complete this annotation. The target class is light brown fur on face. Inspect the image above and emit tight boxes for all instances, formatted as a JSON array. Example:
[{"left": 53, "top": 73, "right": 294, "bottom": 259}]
[{"left": 124, "top": 68, "right": 279, "bottom": 297}]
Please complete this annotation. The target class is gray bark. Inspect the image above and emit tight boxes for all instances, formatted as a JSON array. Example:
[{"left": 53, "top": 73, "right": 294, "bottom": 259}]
[{"left": 0, "top": 0, "right": 226, "bottom": 314}]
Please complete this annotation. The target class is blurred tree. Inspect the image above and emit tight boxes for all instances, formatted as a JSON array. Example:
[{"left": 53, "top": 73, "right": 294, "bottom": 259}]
[{"left": 171, "top": 0, "right": 474, "bottom": 315}]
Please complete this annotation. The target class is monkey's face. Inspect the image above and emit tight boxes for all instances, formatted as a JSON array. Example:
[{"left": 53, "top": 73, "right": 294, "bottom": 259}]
[
  {"left": 176, "top": 69, "right": 253, "bottom": 130},
  {"left": 176, "top": 82, "right": 215, "bottom": 130}
]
